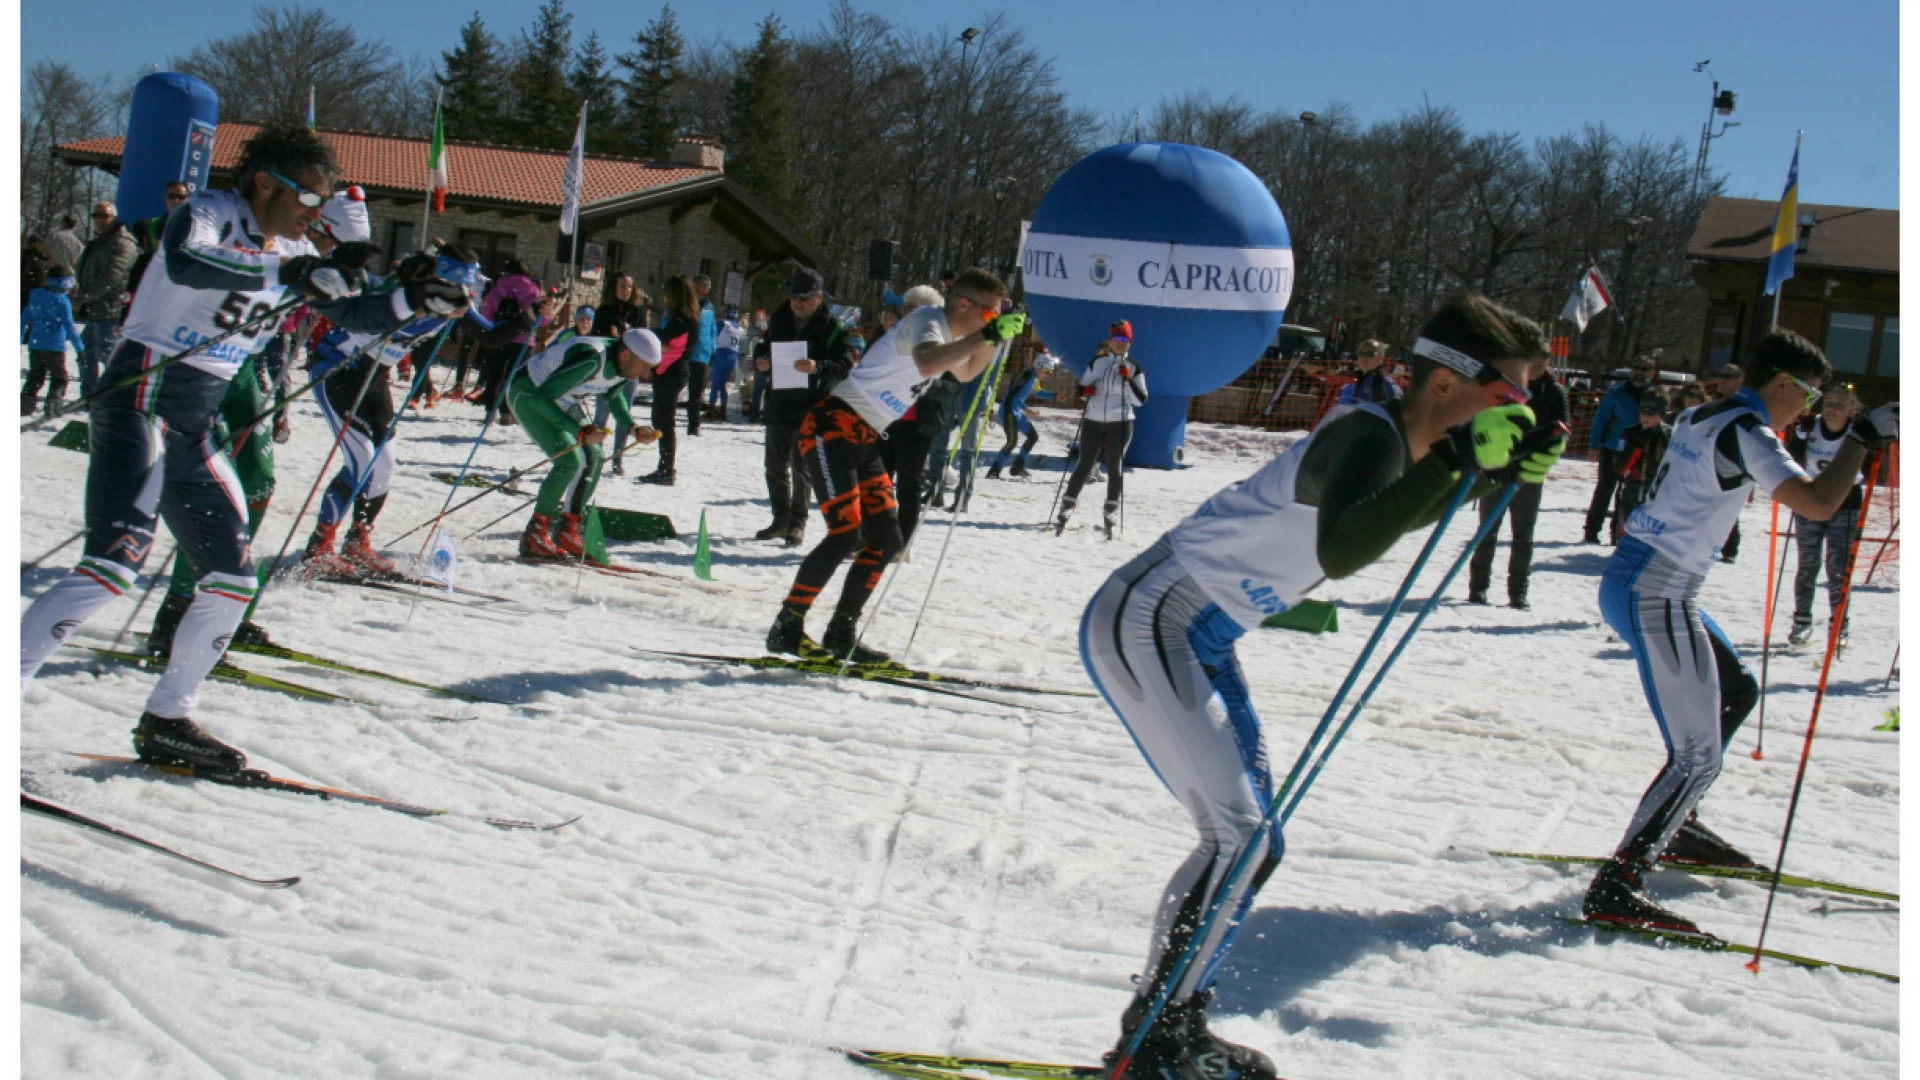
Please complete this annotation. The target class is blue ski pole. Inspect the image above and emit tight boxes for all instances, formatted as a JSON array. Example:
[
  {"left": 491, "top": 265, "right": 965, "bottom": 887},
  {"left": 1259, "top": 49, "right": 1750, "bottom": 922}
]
[
  {"left": 1108, "top": 470, "right": 1476, "bottom": 1080},
  {"left": 1281, "top": 480, "right": 1519, "bottom": 826}
]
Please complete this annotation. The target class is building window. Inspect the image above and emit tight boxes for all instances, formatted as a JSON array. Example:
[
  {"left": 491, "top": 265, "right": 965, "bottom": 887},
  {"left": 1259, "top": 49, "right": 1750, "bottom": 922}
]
[
  {"left": 459, "top": 229, "right": 519, "bottom": 278},
  {"left": 1824, "top": 311, "right": 1875, "bottom": 374},
  {"left": 1708, "top": 313, "right": 1737, "bottom": 371},
  {"left": 390, "top": 222, "right": 415, "bottom": 259},
  {"left": 606, "top": 240, "right": 625, "bottom": 274},
  {"left": 1877, "top": 316, "right": 1897, "bottom": 375},
  {"left": 699, "top": 257, "right": 713, "bottom": 277}
]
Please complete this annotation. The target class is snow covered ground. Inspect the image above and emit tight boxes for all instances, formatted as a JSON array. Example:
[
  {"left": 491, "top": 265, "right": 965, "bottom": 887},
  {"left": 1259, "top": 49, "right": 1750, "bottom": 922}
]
[{"left": 17, "top": 385, "right": 1901, "bottom": 1078}]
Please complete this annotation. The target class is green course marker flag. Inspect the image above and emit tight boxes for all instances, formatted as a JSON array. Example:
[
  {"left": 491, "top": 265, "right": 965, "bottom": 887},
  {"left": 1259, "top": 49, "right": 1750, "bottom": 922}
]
[
  {"left": 693, "top": 508, "right": 714, "bottom": 581},
  {"left": 583, "top": 506, "right": 611, "bottom": 564},
  {"left": 49, "top": 421, "right": 89, "bottom": 452},
  {"left": 1261, "top": 599, "right": 1339, "bottom": 634}
]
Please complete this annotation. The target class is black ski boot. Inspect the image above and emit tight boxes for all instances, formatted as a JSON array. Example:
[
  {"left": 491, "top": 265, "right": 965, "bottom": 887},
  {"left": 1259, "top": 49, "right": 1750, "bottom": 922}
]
[
  {"left": 985, "top": 463, "right": 1004, "bottom": 480},
  {"left": 145, "top": 593, "right": 193, "bottom": 657},
  {"left": 822, "top": 612, "right": 891, "bottom": 666},
  {"left": 1054, "top": 497, "right": 1076, "bottom": 536},
  {"left": 1102, "top": 500, "right": 1120, "bottom": 540},
  {"left": 1010, "top": 456, "right": 1031, "bottom": 479},
  {"left": 1661, "top": 813, "right": 1766, "bottom": 870},
  {"left": 232, "top": 620, "right": 277, "bottom": 649},
  {"left": 766, "top": 605, "right": 812, "bottom": 657},
  {"left": 1582, "top": 855, "right": 1703, "bottom": 935},
  {"left": 754, "top": 521, "right": 787, "bottom": 541},
  {"left": 1108, "top": 989, "right": 1277, "bottom": 1080},
  {"left": 132, "top": 712, "right": 248, "bottom": 774}
]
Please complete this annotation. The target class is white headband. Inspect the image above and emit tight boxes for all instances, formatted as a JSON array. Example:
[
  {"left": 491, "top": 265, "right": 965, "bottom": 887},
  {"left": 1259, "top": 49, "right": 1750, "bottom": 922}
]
[{"left": 1411, "top": 337, "right": 1484, "bottom": 380}]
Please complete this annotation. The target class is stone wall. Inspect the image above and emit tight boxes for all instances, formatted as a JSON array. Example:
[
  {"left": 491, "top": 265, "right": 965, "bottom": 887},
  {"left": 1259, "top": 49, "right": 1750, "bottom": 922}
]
[{"left": 362, "top": 195, "right": 753, "bottom": 309}]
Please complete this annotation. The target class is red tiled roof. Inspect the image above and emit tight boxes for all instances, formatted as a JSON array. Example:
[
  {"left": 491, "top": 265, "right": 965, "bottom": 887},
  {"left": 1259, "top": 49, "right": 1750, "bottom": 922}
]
[{"left": 57, "top": 122, "right": 716, "bottom": 209}]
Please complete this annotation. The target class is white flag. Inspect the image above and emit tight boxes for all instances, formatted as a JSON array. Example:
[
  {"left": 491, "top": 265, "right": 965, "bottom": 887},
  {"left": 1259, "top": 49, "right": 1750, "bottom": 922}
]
[
  {"left": 559, "top": 101, "right": 587, "bottom": 236},
  {"left": 422, "top": 528, "right": 459, "bottom": 592},
  {"left": 1559, "top": 265, "right": 1613, "bottom": 332}
]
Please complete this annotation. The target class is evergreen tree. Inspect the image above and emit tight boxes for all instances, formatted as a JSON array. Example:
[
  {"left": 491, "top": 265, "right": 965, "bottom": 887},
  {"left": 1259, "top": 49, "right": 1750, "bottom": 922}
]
[
  {"left": 616, "top": 4, "right": 686, "bottom": 158},
  {"left": 726, "top": 15, "right": 797, "bottom": 217},
  {"left": 568, "top": 31, "right": 620, "bottom": 153},
  {"left": 440, "top": 12, "right": 507, "bottom": 142},
  {"left": 511, "top": 0, "right": 575, "bottom": 148}
]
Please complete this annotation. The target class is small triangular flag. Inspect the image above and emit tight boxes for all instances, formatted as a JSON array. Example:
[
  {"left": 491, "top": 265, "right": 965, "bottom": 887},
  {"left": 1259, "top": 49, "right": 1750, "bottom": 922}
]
[
  {"left": 693, "top": 508, "right": 714, "bottom": 581},
  {"left": 422, "top": 528, "right": 459, "bottom": 591}
]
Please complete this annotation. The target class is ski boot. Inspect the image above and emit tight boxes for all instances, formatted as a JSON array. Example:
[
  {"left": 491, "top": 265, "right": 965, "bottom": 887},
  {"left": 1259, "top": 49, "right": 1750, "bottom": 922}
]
[
  {"left": 784, "top": 525, "right": 806, "bottom": 548},
  {"left": 553, "top": 513, "right": 586, "bottom": 558},
  {"left": 1054, "top": 497, "right": 1076, "bottom": 536},
  {"left": 986, "top": 463, "right": 1004, "bottom": 480},
  {"left": 146, "top": 593, "right": 193, "bottom": 657},
  {"left": 132, "top": 712, "right": 248, "bottom": 775},
  {"left": 1786, "top": 624, "right": 1813, "bottom": 649},
  {"left": 611, "top": 457, "right": 625, "bottom": 476},
  {"left": 1582, "top": 855, "right": 1703, "bottom": 935},
  {"left": 821, "top": 611, "right": 891, "bottom": 666},
  {"left": 1108, "top": 989, "right": 1278, "bottom": 1080},
  {"left": 302, "top": 520, "right": 357, "bottom": 578},
  {"left": 766, "top": 604, "right": 813, "bottom": 657},
  {"left": 1102, "top": 500, "right": 1120, "bottom": 540},
  {"left": 639, "top": 467, "right": 676, "bottom": 486},
  {"left": 1009, "top": 456, "right": 1030, "bottom": 479},
  {"left": 273, "top": 412, "right": 292, "bottom": 443},
  {"left": 1662, "top": 814, "right": 1765, "bottom": 870},
  {"left": 231, "top": 620, "right": 278, "bottom": 648},
  {"left": 520, "top": 514, "right": 565, "bottom": 559},
  {"left": 755, "top": 521, "right": 787, "bottom": 541},
  {"left": 1466, "top": 589, "right": 1489, "bottom": 605},
  {"left": 342, "top": 523, "right": 404, "bottom": 580}
]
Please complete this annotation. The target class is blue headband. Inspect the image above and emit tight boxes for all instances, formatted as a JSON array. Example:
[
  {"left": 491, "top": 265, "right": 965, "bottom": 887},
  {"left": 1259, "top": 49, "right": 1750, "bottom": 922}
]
[{"left": 45, "top": 276, "right": 74, "bottom": 291}]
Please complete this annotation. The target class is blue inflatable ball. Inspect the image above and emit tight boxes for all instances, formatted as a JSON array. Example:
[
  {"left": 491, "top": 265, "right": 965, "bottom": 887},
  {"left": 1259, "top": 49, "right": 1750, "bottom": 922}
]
[
  {"left": 119, "top": 73, "right": 220, "bottom": 226},
  {"left": 1022, "top": 143, "right": 1291, "bottom": 467}
]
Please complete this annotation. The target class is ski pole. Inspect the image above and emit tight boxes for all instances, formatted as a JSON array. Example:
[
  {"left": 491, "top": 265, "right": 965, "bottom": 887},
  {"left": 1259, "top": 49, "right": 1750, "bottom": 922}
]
[
  {"left": 1749, "top": 449, "right": 1883, "bottom": 973},
  {"left": 403, "top": 336, "right": 539, "bottom": 571},
  {"left": 463, "top": 493, "right": 541, "bottom": 542},
  {"left": 23, "top": 296, "right": 303, "bottom": 431},
  {"left": 1752, "top": 501, "right": 1794, "bottom": 761},
  {"left": 1045, "top": 405, "right": 1090, "bottom": 528},
  {"left": 895, "top": 339, "right": 1012, "bottom": 664},
  {"left": 304, "top": 321, "right": 457, "bottom": 533},
  {"left": 25, "top": 527, "right": 85, "bottom": 570},
  {"left": 96, "top": 542, "right": 176, "bottom": 666},
  {"left": 1885, "top": 645, "right": 1899, "bottom": 690},
  {"left": 1108, "top": 471, "right": 1477, "bottom": 1080},
  {"left": 1282, "top": 482, "right": 1520, "bottom": 825},
  {"left": 387, "top": 437, "right": 587, "bottom": 547}
]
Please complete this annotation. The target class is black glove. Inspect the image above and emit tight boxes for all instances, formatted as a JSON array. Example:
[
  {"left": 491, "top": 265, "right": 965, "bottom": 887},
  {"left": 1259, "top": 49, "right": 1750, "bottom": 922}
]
[
  {"left": 1848, "top": 403, "right": 1899, "bottom": 450},
  {"left": 278, "top": 255, "right": 354, "bottom": 301},
  {"left": 330, "top": 241, "right": 382, "bottom": 272},
  {"left": 404, "top": 275, "right": 467, "bottom": 317},
  {"left": 394, "top": 251, "right": 439, "bottom": 283}
]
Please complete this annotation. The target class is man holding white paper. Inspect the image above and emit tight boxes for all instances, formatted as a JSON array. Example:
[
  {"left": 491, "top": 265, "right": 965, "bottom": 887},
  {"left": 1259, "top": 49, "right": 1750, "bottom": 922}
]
[{"left": 753, "top": 268, "right": 856, "bottom": 546}]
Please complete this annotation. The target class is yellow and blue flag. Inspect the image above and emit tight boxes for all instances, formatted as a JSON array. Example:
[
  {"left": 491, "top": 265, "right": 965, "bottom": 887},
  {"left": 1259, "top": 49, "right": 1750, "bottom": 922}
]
[{"left": 1764, "top": 135, "right": 1801, "bottom": 296}]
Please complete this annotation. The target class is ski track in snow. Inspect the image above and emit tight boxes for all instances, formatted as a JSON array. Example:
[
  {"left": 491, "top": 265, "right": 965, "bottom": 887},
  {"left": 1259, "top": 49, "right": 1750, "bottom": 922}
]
[{"left": 18, "top": 392, "right": 1899, "bottom": 1078}]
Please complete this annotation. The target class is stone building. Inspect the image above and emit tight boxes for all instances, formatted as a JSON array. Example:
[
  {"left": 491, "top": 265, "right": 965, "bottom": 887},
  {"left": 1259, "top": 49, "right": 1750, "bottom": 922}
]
[
  {"left": 56, "top": 123, "right": 820, "bottom": 309},
  {"left": 1688, "top": 196, "right": 1898, "bottom": 405}
]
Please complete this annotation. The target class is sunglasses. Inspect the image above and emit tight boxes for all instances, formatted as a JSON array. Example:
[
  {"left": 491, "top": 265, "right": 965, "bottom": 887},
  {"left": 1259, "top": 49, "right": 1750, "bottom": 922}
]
[
  {"left": 89, "top": 211, "right": 111, "bottom": 219},
  {"left": 1786, "top": 373, "right": 1821, "bottom": 410},
  {"left": 165, "top": 191, "right": 189, "bottom": 202},
  {"left": 268, "top": 170, "right": 328, "bottom": 208}
]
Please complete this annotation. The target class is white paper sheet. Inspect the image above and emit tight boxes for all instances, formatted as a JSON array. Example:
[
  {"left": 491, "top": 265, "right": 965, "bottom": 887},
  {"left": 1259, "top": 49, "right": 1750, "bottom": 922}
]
[{"left": 771, "top": 341, "right": 810, "bottom": 389}]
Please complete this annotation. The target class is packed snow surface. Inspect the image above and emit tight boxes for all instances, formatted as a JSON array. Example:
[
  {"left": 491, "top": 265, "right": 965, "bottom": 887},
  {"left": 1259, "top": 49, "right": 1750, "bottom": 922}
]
[{"left": 19, "top": 390, "right": 1900, "bottom": 1078}]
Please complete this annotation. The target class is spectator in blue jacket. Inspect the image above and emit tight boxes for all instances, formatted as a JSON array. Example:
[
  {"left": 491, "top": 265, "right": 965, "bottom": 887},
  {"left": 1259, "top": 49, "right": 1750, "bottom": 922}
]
[
  {"left": 1581, "top": 355, "right": 1655, "bottom": 543},
  {"left": 683, "top": 274, "right": 717, "bottom": 436},
  {"left": 1335, "top": 338, "right": 1404, "bottom": 405},
  {"left": 21, "top": 264, "right": 84, "bottom": 416}
]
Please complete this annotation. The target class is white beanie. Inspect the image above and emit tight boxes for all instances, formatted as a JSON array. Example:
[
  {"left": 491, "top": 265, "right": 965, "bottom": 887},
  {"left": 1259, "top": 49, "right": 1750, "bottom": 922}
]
[
  {"left": 316, "top": 185, "right": 371, "bottom": 243},
  {"left": 621, "top": 327, "right": 661, "bottom": 365}
]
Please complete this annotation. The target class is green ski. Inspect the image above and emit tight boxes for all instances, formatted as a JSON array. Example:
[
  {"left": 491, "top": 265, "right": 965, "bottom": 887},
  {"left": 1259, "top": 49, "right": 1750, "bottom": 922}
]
[
  {"left": 135, "top": 633, "right": 505, "bottom": 705},
  {"left": 1493, "top": 850, "right": 1897, "bottom": 902},
  {"left": 1560, "top": 917, "right": 1897, "bottom": 982},
  {"left": 639, "top": 649, "right": 1097, "bottom": 699},
  {"left": 840, "top": 1048, "right": 1105, "bottom": 1079}
]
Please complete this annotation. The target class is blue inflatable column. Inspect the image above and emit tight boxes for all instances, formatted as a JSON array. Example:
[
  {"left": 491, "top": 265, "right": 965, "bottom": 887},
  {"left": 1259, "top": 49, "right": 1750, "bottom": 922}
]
[
  {"left": 117, "top": 73, "right": 220, "bottom": 225},
  {"left": 1128, "top": 395, "right": 1188, "bottom": 468}
]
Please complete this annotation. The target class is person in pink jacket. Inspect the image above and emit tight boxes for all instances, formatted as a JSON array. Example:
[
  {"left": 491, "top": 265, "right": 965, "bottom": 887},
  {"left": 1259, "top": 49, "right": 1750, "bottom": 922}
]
[{"left": 475, "top": 259, "right": 543, "bottom": 412}]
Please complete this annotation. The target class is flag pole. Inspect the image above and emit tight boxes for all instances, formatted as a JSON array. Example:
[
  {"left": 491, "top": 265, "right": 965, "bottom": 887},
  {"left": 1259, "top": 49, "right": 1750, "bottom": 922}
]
[
  {"left": 422, "top": 86, "right": 442, "bottom": 252},
  {"left": 1767, "top": 131, "right": 1802, "bottom": 330}
]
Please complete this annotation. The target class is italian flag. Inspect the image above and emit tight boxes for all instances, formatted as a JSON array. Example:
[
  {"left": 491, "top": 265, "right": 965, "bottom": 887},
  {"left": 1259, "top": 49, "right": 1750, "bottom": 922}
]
[{"left": 427, "top": 91, "right": 450, "bottom": 212}]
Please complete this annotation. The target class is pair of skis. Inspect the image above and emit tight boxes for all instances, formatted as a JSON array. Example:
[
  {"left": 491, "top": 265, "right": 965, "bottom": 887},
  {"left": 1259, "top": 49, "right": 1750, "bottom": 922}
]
[{"left": 637, "top": 649, "right": 1096, "bottom": 707}]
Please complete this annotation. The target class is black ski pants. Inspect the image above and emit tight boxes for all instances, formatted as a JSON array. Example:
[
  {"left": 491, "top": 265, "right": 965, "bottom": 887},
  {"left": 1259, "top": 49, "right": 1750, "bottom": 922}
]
[
  {"left": 1065, "top": 419, "right": 1130, "bottom": 504},
  {"left": 1468, "top": 481, "right": 1543, "bottom": 601}
]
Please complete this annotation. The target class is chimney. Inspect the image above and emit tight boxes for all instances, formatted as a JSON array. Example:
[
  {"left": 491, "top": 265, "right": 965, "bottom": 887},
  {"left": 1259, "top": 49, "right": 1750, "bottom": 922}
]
[{"left": 670, "top": 135, "right": 725, "bottom": 171}]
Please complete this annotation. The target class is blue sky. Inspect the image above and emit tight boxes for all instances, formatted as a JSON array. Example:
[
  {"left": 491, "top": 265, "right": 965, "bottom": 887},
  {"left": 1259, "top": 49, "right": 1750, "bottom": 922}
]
[{"left": 22, "top": 0, "right": 1899, "bottom": 208}]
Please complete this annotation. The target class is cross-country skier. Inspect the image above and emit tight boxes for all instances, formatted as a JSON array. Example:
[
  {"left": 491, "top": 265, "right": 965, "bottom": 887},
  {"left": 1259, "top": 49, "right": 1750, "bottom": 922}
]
[
  {"left": 1785, "top": 385, "right": 1866, "bottom": 649},
  {"left": 507, "top": 328, "right": 662, "bottom": 558},
  {"left": 1081, "top": 293, "right": 1565, "bottom": 1080},
  {"left": 300, "top": 222, "right": 506, "bottom": 578},
  {"left": 1584, "top": 330, "right": 1897, "bottom": 935},
  {"left": 18, "top": 123, "right": 467, "bottom": 775},
  {"left": 984, "top": 349, "right": 1056, "bottom": 480},
  {"left": 1056, "top": 322, "right": 1147, "bottom": 538},
  {"left": 766, "top": 268, "right": 1020, "bottom": 663}
]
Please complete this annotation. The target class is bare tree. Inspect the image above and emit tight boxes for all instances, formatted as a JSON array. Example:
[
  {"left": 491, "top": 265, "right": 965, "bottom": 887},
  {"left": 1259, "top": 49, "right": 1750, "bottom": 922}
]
[
  {"left": 171, "top": 5, "right": 428, "bottom": 134},
  {"left": 22, "top": 61, "right": 118, "bottom": 237}
]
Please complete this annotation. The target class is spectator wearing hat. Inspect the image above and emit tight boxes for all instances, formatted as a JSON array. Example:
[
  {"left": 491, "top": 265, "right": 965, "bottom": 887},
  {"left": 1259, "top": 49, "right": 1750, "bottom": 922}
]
[
  {"left": 1336, "top": 338, "right": 1403, "bottom": 405},
  {"left": 1582, "top": 355, "right": 1656, "bottom": 543},
  {"left": 20, "top": 263, "right": 84, "bottom": 415},
  {"left": 750, "top": 267, "right": 856, "bottom": 543},
  {"left": 1608, "top": 393, "right": 1674, "bottom": 546}
]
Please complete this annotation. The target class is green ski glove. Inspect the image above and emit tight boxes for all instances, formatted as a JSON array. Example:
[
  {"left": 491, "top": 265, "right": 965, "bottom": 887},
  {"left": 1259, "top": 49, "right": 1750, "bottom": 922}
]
[{"left": 980, "top": 311, "right": 1028, "bottom": 343}]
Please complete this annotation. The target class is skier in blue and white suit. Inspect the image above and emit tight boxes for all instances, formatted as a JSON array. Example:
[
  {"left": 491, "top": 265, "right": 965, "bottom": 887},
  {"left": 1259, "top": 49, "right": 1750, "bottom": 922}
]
[
  {"left": 1081, "top": 293, "right": 1565, "bottom": 1080},
  {"left": 19, "top": 122, "right": 471, "bottom": 776},
  {"left": 1582, "top": 329, "right": 1897, "bottom": 935},
  {"left": 299, "top": 189, "right": 503, "bottom": 578}
]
